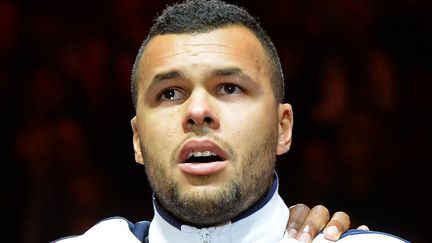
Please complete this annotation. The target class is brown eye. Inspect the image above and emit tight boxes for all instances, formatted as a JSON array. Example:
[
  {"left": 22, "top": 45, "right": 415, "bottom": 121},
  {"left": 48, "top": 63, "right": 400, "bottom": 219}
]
[
  {"left": 223, "top": 84, "right": 237, "bottom": 94},
  {"left": 159, "top": 88, "right": 185, "bottom": 101},
  {"left": 219, "top": 83, "right": 244, "bottom": 95},
  {"left": 163, "top": 89, "right": 176, "bottom": 99}
]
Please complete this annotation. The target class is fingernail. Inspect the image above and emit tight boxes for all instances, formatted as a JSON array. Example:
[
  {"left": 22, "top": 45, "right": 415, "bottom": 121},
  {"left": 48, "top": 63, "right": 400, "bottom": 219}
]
[
  {"left": 287, "top": 228, "right": 297, "bottom": 238},
  {"left": 298, "top": 232, "right": 311, "bottom": 243},
  {"left": 324, "top": 225, "right": 338, "bottom": 236},
  {"left": 357, "top": 225, "right": 369, "bottom": 231}
]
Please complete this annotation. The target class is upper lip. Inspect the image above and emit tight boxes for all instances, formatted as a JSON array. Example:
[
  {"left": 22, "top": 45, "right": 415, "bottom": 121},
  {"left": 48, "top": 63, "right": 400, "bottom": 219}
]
[{"left": 178, "top": 139, "right": 228, "bottom": 163}]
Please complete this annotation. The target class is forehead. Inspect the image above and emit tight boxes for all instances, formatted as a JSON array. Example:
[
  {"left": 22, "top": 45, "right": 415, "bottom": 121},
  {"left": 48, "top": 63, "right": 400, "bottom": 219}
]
[{"left": 138, "top": 26, "right": 271, "bottom": 84}]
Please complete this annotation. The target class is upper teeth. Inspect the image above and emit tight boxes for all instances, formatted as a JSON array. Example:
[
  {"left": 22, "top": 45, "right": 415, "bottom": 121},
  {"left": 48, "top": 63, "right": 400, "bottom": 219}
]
[{"left": 188, "top": 151, "right": 216, "bottom": 158}]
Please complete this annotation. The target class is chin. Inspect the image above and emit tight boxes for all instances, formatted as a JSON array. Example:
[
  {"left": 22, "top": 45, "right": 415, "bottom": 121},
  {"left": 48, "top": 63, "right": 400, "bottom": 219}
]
[{"left": 162, "top": 180, "right": 243, "bottom": 225}]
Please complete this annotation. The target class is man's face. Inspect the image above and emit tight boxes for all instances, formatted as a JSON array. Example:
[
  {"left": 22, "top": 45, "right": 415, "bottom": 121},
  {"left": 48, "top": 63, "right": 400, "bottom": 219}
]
[{"left": 131, "top": 26, "right": 293, "bottom": 226}]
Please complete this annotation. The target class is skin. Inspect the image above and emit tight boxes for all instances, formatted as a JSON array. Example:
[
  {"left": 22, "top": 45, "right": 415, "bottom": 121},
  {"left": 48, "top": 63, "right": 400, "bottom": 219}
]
[
  {"left": 287, "top": 204, "right": 367, "bottom": 241},
  {"left": 131, "top": 25, "right": 356, "bottom": 242},
  {"left": 132, "top": 25, "right": 293, "bottom": 226}
]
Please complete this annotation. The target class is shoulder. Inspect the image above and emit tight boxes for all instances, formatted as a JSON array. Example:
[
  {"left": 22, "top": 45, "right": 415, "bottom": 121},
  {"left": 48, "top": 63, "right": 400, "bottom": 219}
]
[
  {"left": 52, "top": 217, "right": 150, "bottom": 243},
  {"left": 312, "top": 229, "right": 409, "bottom": 243}
]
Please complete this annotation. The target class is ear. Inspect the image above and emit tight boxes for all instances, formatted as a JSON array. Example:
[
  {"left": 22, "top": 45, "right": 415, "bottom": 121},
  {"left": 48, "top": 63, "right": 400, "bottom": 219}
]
[
  {"left": 276, "top": 103, "right": 293, "bottom": 155},
  {"left": 131, "top": 116, "right": 144, "bottom": 165}
]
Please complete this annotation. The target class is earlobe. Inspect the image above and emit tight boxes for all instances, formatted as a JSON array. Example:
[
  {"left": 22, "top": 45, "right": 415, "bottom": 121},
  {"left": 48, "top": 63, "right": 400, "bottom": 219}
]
[
  {"left": 276, "top": 103, "right": 293, "bottom": 155},
  {"left": 131, "top": 116, "right": 145, "bottom": 165}
]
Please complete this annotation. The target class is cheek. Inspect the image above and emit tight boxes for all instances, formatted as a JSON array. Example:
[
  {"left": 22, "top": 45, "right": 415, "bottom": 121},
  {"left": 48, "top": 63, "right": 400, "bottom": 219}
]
[
  {"left": 223, "top": 103, "right": 277, "bottom": 149},
  {"left": 139, "top": 108, "right": 182, "bottom": 150}
]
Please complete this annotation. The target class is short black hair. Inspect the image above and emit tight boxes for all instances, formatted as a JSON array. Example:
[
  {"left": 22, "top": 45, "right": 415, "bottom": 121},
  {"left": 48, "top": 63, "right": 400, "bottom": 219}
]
[{"left": 131, "top": 0, "right": 284, "bottom": 108}]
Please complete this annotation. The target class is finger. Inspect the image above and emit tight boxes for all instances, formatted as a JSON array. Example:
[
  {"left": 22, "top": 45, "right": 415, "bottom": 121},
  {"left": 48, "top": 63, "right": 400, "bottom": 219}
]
[
  {"left": 323, "top": 211, "right": 350, "bottom": 241},
  {"left": 357, "top": 225, "right": 369, "bottom": 231},
  {"left": 296, "top": 205, "right": 330, "bottom": 243},
  {"left": 286, "top": 204, "right": 310, "bottom": 238}
]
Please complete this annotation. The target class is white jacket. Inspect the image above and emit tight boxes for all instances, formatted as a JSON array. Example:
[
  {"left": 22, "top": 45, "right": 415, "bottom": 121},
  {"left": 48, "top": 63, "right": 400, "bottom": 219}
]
[{"left": 54, "top": 177, "right": 408, "bottom": 243}]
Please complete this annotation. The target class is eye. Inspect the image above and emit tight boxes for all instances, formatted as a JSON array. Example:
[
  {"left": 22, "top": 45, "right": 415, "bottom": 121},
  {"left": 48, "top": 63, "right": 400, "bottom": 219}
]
[
  {"left": 218, "top": 83, "right": 244, "bottom": 95},
  {"left": 159, "top": 88, "right": 186, "bottom": 101}
]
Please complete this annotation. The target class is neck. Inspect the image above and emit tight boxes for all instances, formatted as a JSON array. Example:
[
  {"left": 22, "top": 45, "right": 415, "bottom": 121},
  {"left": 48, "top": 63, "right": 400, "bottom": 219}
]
[
  {"left": 153, "top": 173, "right": 280, "bottom": 229},
  {"left": 148, "top": 173, "right": 289, "bottom": 243}
]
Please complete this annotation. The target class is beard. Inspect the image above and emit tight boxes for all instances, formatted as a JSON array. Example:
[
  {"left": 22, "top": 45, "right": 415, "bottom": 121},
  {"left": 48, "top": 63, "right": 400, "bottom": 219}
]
[{"left": 141, "top": 128, "right": 278, "bottom": 227}]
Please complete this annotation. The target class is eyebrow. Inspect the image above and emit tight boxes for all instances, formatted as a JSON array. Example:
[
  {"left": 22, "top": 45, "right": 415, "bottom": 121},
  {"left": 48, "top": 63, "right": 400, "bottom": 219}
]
[
  {"left": 152, "top": 70, "right": 184, "bottom": 84},
  {"left": 209, "top": 67, "right": 254, "bottom": 82},
  {"left": 145, "top": 70, "right": 185, "bottom": 93},
  {"left": 147, "top": 67, "right": 255, "bottom": 91}
]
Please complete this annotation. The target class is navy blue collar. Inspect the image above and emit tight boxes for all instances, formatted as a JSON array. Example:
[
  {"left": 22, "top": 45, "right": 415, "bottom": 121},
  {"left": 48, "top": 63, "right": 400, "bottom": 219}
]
[{"left": 153, "top": 172, "right": 279, "bottom": 230}]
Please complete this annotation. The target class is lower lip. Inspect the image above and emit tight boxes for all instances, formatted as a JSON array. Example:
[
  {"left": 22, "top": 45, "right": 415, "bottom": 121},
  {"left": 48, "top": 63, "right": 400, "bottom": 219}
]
[{"left": 178, "top": 161, "right": 228, "bottom": 176}]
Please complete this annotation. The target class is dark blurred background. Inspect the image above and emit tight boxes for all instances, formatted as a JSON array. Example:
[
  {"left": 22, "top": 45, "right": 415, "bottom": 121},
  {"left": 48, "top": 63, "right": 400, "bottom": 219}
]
[{"left": 1, "top": 0, "right": 430, "bottom": 242}]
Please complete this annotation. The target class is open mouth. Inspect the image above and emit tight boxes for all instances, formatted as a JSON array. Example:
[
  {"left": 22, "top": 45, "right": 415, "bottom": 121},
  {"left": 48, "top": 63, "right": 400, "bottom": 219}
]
[
  {"left": 184, "top": 151, "right": 224, "bottom": 163},
  {"left": 178, "top": 139, "right": 229, "bottom": 176}
]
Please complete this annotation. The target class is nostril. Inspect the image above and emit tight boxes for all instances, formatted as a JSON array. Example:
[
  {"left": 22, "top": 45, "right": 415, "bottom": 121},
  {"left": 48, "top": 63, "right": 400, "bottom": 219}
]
[
  {"left": 187, "top": 117, "right": 212, "bottom": 126},
  {"left": 203, "top": 117, "right": 213, "bottom": 124},
  {"left": 183, "top": 111, "right": 219, "bottom": 131},
  {"left": 187, "top": 118, "right": 195, "bottom": 126}
]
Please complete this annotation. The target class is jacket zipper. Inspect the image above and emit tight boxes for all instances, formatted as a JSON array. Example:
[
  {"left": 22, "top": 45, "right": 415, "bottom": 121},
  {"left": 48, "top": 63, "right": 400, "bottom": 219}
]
[{"left": 199, "top": 228, "right": 211, "bottom": 243}]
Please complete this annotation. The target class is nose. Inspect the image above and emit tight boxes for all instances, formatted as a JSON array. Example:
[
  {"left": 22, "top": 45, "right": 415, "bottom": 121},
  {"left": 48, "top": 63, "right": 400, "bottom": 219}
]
[{"left": 182, "top": 89, "right": 220, "bottom": 131}]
